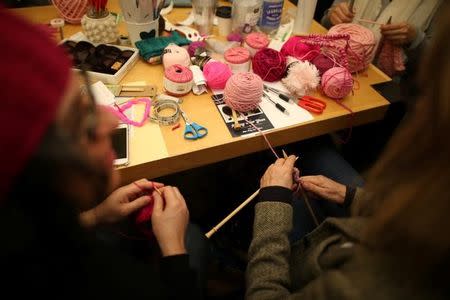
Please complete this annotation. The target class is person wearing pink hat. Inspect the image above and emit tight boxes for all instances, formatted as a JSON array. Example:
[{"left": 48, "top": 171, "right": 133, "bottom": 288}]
[{"left": 0, "top": 6, "right": 204, "bottom": 298}]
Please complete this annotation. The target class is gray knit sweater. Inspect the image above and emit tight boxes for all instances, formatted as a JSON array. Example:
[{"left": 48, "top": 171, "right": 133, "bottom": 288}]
[{"left": 246, "top": 187, "right": 444, "bottom": 299}]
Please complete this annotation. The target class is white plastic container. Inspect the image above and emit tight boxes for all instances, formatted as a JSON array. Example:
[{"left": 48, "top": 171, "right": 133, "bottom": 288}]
[{"left": 293, "top": 0, "right": 318, "bottom": 35}]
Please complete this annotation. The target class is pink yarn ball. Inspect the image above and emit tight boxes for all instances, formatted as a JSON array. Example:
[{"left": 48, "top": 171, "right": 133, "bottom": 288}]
[
  {"left": 227, "top": 32, "right": 243, "bottom": 42},
  {"left": 312, "top": 54, "right": 335, "bottom": 76},
  {"left": 224, "top": 72, "right": 263, "bottom": 112},
  {"left": 252, "top": 48, "right": 287, "bottom": 82},
  {"left": 162, "top": 44, "right": 191, "bottom": 69},
  {"left": 203, "top": 61, "right": 233, "bottom": 89},
  {"left": 281, "top": 36, "right": 321, "bottom": 62},
  {"left": 326, "top": 23, "right": 376, "bottom": 73},
  {"left": 282, "top": 58, "right": 320, "bottom": 97},
  {"left": 321, "top": 67, "right": 353, "bottom": 99},
  {"left": 188, "top": 41, "right": 206, "bottom": 57}
]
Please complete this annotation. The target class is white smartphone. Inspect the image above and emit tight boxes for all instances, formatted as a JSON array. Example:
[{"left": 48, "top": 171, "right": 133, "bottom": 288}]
[{"left": 112, "top": 123, "right": 129, "bottom": 166}]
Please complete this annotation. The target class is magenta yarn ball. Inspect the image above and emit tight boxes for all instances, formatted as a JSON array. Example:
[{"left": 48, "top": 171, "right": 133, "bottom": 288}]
[
  {"left": 252, "top": 48, "right": 287, "bottom": 82},
  {"left": 281, "top": 36, "right": 320, "bottom": 62},
  {"left": 312, "top": 54, "right": 335, "bottom": 76},
  {"left": 203, "top": 61, "right": 233, "bottom": 89}
]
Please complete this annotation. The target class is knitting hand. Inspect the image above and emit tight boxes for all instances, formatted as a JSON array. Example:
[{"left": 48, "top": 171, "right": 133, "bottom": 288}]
[
  {"left": 380, "top": 22, "right": 417, "bottom": 46},
  {"left": 152, "top": 186, "right": 189, "bottom": 257},
  {"left": 299, "top": 175, "right": 346, "bottom": 204},
  {"left": 260, "top": 156, "right": 297, "bottom": 190},
  {"left": 329, "top": 2, "right": 355, "bottom": 26},
  {"left": 80, "top": 179, "right": 164, "bottom": 228}
]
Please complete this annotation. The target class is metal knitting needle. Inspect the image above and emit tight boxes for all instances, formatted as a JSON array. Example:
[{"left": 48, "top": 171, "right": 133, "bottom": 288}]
[{"left": 263, "top": 91, "right": 289, "bottom": 115}]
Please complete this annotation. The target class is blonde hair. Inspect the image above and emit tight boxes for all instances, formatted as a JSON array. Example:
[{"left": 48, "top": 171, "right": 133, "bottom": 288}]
[{"left": 361, "top": 2, "right": 450, "bottom": 275}]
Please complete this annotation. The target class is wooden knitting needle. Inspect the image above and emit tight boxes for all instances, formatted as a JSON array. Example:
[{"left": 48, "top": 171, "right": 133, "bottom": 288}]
[
  {"left": 282, "top": 151, "right": 319, "bottom": 226},
  {"left": 231, "top": 108, "right": 242, "bottom": 132},
  {"left": 205, "top": 189, "right": 260, "bottom": 239},
  {"left": 356, "top": 18, "right": 385, "bottom": 26}
]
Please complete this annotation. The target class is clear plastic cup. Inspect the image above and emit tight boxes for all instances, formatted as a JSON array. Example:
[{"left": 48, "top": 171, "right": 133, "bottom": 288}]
[{"left": 192, "top": 0, "right": 216, "bottom": 35}]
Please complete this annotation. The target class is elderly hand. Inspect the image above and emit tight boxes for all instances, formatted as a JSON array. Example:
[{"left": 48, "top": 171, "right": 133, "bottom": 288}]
[
  {"left": 380, "top": 22, "right": 417, "bottom": 46},
  {"left": 328, "top": 2, "right": 355, "bottom": 26},
  {"left": 260, "top": 155, "right": 297, "bottom": 190},
  {"left": 299, "top": 175, "right": 346, "bottom": 204}
]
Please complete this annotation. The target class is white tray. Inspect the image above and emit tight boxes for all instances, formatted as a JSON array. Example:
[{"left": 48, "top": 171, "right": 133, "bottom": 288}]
[{"left": 62, "top": 32, "right": 139, "bottom": 84}]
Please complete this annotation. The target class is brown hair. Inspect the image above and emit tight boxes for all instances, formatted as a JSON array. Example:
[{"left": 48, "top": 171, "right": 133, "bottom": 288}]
[{"left": 360, "top": 2, "right": 450, "bottom": 277}]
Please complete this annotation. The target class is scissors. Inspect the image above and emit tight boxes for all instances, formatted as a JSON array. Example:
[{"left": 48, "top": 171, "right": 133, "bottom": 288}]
[
  {"left": 180, "top": 109, "right": 208, "bottom": 140},
  {"left": 298, "top": 96, "right": 327, "bottom": 114}
]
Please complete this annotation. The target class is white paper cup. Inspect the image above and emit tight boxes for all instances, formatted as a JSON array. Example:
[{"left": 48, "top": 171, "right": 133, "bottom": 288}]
[{"left": 125, "top": 18, "right": 159, "bottom": 46}]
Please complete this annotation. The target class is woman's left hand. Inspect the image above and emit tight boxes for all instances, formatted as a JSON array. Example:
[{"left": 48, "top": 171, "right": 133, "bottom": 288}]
[
  {"left": 380, "top": 22, "right": 417, "bottom": 46},
  {"left": 80, "top": 179, "right": 164, "bottom": 228}
]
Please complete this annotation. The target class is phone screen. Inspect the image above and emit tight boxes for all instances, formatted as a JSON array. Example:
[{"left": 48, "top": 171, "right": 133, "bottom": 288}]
[{"left": 112, "top": 126, "right": 128, "bottom": 160}]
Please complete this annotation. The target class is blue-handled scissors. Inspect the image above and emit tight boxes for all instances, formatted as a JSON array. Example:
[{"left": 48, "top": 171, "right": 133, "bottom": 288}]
[{"left": 180, "top": 109, "right": 208, "bottom": 140}]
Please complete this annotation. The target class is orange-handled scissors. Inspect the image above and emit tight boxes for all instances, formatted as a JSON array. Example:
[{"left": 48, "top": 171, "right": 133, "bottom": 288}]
[{"left": 298, "top": 96, "right": 327, "bottom": 114}]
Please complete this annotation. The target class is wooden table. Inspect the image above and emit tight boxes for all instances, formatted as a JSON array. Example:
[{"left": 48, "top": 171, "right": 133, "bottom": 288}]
[{"left": 13, "top": 0, "right": 390, "bottom": 184}]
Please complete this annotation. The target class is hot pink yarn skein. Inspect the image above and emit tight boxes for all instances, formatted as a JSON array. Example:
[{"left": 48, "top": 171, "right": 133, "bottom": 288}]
[
  {"left": 281, "top": 36, "right": 321, "bottom": 62},
  {"left": 252, "top": 48, "right": 287, "bottom": 82},
  {"left": 321, "top": 67, "right": 353, "bottom": 99},
  {"left": 224, "top": 72, "right": 263, "bottom": 112},
  {"left": 188, "top": 41, "right": 206, "bottom": 57},
  {"left": 203, "top": 61, "right": 233, "bottom": 89}
]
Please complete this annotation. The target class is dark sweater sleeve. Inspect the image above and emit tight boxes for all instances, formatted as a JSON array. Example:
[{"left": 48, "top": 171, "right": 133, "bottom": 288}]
[
  {"left": 160, "top": 254, "right": 201, "bottom": 299},
  {"left": 259, "top": 186, "right": 293, "bottom": 205}
]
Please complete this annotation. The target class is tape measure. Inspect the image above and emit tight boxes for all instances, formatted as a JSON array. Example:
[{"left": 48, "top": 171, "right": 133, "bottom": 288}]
[{"left": 149, "top": 99, "right": 181, "bottom": 126}]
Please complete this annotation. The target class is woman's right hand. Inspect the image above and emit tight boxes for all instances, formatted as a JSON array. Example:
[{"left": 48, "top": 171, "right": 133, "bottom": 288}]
[
  {"left": 328, "top": 2, "right": 355, "bottom": 26},
  {"left": 151, "top": 186, "right": 189, "bottom": 257},
  {"left": 260, "top": 156, "right": 297, "bottom": 189},
  {"left": 299, "top": 175, "right": 346, "bottom": 205}
]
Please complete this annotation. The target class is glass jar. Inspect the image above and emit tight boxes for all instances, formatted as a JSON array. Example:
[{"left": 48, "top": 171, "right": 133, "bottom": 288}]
[{"left": 231, "top": 0, "right": 263, "bottom": 34}]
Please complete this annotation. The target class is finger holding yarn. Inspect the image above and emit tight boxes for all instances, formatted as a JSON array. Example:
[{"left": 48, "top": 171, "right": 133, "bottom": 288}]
[
  {"left": 282, "top": 57, "right": 320, "bottom": 97},
  {"left": 252, "top": 48, "right": 287, "bottom": 82},
  {"left": 162, "top": 44, "right": 191, "bottom": 69},
  {"left": 321, "top": 67, "right": 353, "bottom": 99},
  {"left": 326, "top": 24, "right": 376, "bottom": 73},
  {"left": 224, "top": 72, "right": 263, "bottom": 113},
  {"left": 280, "top": 36, "right": 321, "bottom": 62},
  {"left": 203, "top": 61, "right": 233, "bottom": 90}
]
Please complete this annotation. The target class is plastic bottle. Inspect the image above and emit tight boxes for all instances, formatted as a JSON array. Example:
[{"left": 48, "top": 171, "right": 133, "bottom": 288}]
[
  {"left": 259, "top": 0, "right": 284, "bottom": 34},
  {"left": 231, "top": 0, "right": 263, "bottom": 34}
]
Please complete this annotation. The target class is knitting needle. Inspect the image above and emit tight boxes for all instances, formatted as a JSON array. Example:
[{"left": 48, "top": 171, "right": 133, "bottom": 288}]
[
  {"left": 231, "top": 108, "right": 242, "bottom": 131},
  {"left": 133, "top": 181, "right": 163, "bottom": 196},
  {"left": 205, "top": 189, "right": 260, "bottom": 238},
  {"left": 356, "top": 18, "right": 385, "bottom": 26},
  {"left": 282, "top": 151, "right": 319, "bottom": 226}
]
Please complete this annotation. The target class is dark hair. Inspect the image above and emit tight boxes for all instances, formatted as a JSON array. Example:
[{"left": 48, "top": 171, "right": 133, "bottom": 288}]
[{"left": 5, "top": 124, "right": 109, "bottom": 235}]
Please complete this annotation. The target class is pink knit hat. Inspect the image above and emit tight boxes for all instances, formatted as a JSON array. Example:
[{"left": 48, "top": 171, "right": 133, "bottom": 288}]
[{"left": 0, "top": 6, "right": 72, "bottom": 199}]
